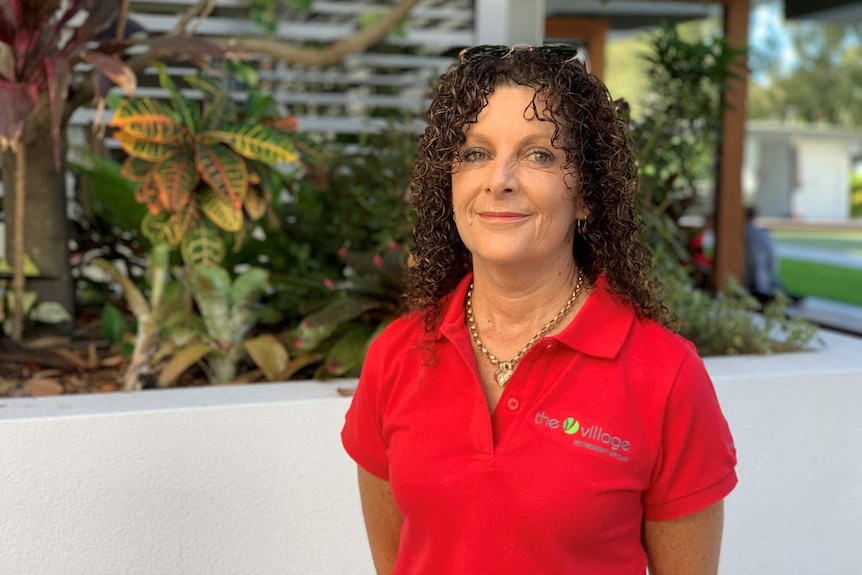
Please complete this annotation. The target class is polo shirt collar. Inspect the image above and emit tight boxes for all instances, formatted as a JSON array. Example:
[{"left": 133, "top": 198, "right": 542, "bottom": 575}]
[
  {"left": 556, "top": 274, "right": 634, "bottom": 359},
  {"left": 438, "top": 273, "right": 635, "bottom": 360}
]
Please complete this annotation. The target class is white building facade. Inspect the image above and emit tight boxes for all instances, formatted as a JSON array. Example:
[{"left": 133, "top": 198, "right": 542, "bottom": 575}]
[{"left": 744, "top": 121, "right": 862, "bottom": 221}]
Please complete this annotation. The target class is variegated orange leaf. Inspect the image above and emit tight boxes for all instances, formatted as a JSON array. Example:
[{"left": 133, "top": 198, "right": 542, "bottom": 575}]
[
  {"left": 154, "top": 154, "right": 198, "bottom": 213},
  {"left": 200, "top": 187, "right": 243, "bottom": 232},
  {"left": 181, "top": 224, "right": 226, "bottom": 268},
  {"left": 196, "top": 142, "right": 248, "bottom": 210},
  {"left": 243, "top": 188, "right": 267, "bottom": 221},
  {"left": 271, "top": 116, "right": 298, "bottom": 132},
  {"left": 140, "top": 208, "right": 197, "bottom": 248},
  {"left": 113, "top": 130, "right": 176, "bottom": 162},
  {"left": 110, "top": 97, "right": 183, "bottom": 143},
  {"left": 134, "top": 174, "right": 162, "bottom": 215},
  {"left": 121, "top": 156, "right": 154, "bottom": 182},
  {"left": 202, "top": 124, "right": 298, "bottom": 165}
]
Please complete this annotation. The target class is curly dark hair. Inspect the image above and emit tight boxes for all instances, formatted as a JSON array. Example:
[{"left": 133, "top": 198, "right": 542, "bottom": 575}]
[{"left": 407, "top": 47, "right": 672, "bottom": 330}]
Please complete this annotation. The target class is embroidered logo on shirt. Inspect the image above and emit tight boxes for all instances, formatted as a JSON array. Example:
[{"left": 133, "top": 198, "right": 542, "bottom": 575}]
[{"left": 534, "top": 411, "right": 631, "bottom": 462}]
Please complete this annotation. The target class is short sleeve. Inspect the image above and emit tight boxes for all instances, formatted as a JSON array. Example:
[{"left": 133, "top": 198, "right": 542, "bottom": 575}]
[
  {"left": 643, "top": 349, "right": 738, "bottom": 521},
  {"left": 341, "top": 335, "right": 391, "bottom": 480}
]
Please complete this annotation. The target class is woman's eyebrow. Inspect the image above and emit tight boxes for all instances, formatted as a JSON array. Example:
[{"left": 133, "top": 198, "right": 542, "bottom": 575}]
[{"left": 462, "top": 130, "right": 553, "bottom": 147}]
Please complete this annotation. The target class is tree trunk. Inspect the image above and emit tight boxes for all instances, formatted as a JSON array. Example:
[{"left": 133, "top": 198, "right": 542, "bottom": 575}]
[{"left": 1, "top": 119, "right": 74, "bottom": 338}]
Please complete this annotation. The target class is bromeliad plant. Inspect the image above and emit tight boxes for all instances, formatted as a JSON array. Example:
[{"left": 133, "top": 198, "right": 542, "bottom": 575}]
[
  {"left": 108, "top": 65, "right": 301, "bottom": 268},
  {"left": 285, "top": 242, "right": 409, "bottom": 379},
  {"left": 158, "top": 264, "right": 273, "bottom": 385}
]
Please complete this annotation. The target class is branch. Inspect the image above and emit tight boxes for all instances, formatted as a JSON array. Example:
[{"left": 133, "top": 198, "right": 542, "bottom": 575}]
[
  {"left": 217, "top": 0, "right": 422, "bottom": 67},
  {"left": 41, "top": 0, "right": 423, "bottom": 139},
  {"left": 170, "top": 0, "right": 215, "bottom": 36},
  {"left": 116, "top": 0, "right": 130, "bottom": 40}
]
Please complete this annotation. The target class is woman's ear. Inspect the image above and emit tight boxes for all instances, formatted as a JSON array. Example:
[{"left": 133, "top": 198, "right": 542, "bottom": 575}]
[{"left": 573, "top": 194, "right": 588, "bottom": 221}]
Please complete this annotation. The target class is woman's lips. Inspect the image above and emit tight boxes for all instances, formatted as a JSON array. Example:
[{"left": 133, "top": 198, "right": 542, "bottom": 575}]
[{"left": 478, "top": 211, "right": 527, "bottom": 222}]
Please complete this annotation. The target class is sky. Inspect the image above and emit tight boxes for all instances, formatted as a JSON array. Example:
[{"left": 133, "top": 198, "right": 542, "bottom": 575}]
[{"left": 749, "top": 0, "right": 797, "bottom": 79}]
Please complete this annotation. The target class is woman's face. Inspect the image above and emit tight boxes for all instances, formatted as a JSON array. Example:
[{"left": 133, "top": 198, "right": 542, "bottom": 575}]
[{"left": 451, "top": 85, "right": 585, "bottom": 273}]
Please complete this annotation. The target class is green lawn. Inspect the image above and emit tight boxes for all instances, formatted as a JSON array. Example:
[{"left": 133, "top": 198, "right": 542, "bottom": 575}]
[
  {"left": 778, "top": 258, "right": 862, "bottom": 306},
  {"left": 772, "top": 228, "right": 862, "bottom": 255}
]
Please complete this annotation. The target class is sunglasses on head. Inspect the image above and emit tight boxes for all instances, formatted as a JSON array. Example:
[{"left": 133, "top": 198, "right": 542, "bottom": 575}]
[{"left": 457, "top": 43, "right": 582, "bottom": 64}]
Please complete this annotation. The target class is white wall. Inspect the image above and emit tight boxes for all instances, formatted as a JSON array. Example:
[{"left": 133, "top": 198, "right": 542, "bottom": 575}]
[
  {"left": 708, "top": 332, "right": 862, "bottom": 574},
  {"left": 794, "top": 138, "right": 852, "bottom": 220},
  {"left": 0, "top": 383, "right": 370, "bottom": 575},
  {"left": 744, "top": 123, "right": 862, "bottom": 221},
  {"left": 746, "top": 135, "right": 795, "bottom": 217},
  {"left": 1, "top": 331, "right": 861, "bottom": 575}
]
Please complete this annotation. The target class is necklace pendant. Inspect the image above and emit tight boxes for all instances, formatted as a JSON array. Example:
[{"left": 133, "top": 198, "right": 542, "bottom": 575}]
[{"left": 494, "top": 363, "right": 514, "bottom": 386}]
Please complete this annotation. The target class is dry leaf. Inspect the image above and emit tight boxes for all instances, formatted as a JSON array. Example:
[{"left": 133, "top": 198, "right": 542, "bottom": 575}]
[
  {"left": 100, "top": 355, "right": 124, "bottom": 367},
  {"left": 336, "top": 386, "right": 356, "bottom": 397},
  {"left": 230, "top": 369, "right": 261, "bottom": 384},
  {"left": 23, "top": 336, "right": 70, "bottom": 350},
  {"left": 32, "top": 369, "right": 62, "bottom": 379},
  {"left": 25, "top": 378, "right": 63, "bottom": 397},
  {"left": 52, "top": 348, "right": 90, "bottom": 369}
]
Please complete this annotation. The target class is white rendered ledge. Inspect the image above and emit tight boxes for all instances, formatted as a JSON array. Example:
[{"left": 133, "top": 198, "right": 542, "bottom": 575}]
[
  {"left": 703, "top": 328, "right": 862, "bottom": 381},
  {"left": 0, "top": 378, "right": 353, "bottom": 421}
]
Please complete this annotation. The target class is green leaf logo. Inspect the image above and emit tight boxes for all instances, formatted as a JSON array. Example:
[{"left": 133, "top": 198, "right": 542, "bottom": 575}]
[{"left": 563, "top": 417, "right": 580, "bottom": 435}]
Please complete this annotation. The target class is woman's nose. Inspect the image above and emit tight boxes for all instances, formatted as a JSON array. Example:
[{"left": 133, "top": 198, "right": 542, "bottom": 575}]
[{"left": 486, "top": 159, "right": 517, "bottom": 194}]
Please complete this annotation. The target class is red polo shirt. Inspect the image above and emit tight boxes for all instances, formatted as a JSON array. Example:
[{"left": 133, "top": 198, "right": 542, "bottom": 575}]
[{"left": 342, "top": 274, "right": 737, "bottom": 574}]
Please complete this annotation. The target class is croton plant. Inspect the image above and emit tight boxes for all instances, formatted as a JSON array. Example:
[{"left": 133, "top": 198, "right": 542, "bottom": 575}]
[{"left": 109, "top": 65, "right": 301, "bottom": 267}]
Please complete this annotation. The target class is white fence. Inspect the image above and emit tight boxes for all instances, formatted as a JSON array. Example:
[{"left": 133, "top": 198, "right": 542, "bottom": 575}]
[
  {"left": 68, "top": 0, "right": 474, "bottom": 143},
  {"left": 1, "top": 329, "right": 861, "bottom": 574}
]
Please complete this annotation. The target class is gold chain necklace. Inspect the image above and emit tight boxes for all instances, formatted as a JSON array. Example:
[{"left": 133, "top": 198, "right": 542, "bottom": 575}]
[{"left": 465, "top": 269, "right": 585, "bottom": 387}]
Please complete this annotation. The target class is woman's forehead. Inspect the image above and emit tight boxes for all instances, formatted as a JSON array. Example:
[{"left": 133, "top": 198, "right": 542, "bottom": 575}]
[{"left": 461, "top": 86, "right": 559, "bottom": 134}]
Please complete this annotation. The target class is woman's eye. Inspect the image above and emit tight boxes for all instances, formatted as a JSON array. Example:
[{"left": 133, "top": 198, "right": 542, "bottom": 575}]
[
  {"left": 529, "top": 149, "right": 554, "bottom": 163},
  {"left": 463, "top": 149, "right": 487, "bottom": 162}
]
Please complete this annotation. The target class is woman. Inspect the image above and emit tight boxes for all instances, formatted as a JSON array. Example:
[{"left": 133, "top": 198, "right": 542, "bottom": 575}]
[{"left": 342, "top": 45, "right": 737, "bottom": 575}]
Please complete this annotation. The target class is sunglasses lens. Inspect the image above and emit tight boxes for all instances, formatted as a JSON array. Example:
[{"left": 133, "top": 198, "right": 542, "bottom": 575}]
[
  {"left": 459, "top": 45, "right": 509, "bottom": 63},
  {"left": 458, "top": 44, "right": 580, "bottom": 64},
  {"left": 541, "top": 44, "right": 579, "bottom": 60}
]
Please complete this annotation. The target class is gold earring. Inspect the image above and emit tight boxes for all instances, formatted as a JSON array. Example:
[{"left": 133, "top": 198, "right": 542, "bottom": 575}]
[{"left": 576, "top": 218, "right": 587, "bottom": 235}]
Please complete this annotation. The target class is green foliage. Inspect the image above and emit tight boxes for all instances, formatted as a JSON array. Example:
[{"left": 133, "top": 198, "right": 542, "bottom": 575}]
[
  {"left": 92, "top": 243, "right": 190, "bottom": 390},
  {"left": 284, "top": 244, "right": 408, "bottom": 378},
  {"left": 632, "top": 23, "right": 743, "bottom": 226},
  {"left": 634, "top": 24, "right": 817, "bottom": 355},
  {"left": 248, "top": 0, "right": 313, "bottom": 34},
  {"left": 0, "top": 255, "right": 71, "bottom": 335},
  {"left": 662, "top": 269, "right": 818, "bottom": 356},
  {"left": 232, "top": 124, "right": 416, "bottom": 325},
  {"left": 101, "top": 303, "right": 128, "bottom": 344},
  {"left": 851, "top": 173, "right": 862, "bottom": 218},
  {"left": 70, "top": 152, "right": 149, "bottom": 232},
  {"left": 748, "top": 16, "right": 862, "bottom": 126}
]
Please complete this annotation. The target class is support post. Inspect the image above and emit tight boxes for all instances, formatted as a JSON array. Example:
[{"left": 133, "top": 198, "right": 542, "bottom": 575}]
[
  {"left": 714, "top": 0, "right": 750, "bottom": 291},
  {"left": 545, "top": 17, "right": 609, "bottom": 79},
  {"left": 475, "top": 0, "right": 546, "bottom": 45}
]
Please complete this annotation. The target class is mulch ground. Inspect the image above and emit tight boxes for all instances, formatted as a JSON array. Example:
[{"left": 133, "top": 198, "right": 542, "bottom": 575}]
[{"left": 0, "top": 307, "right": 206, "bottom": 398}]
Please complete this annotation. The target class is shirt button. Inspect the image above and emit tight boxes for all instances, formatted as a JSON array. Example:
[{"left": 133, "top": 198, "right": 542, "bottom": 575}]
[{"left": 507, "top": 398, "right": 520, "bottom": 411}]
